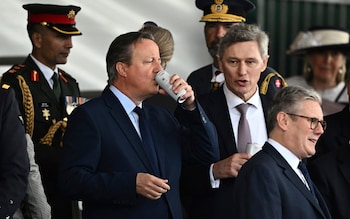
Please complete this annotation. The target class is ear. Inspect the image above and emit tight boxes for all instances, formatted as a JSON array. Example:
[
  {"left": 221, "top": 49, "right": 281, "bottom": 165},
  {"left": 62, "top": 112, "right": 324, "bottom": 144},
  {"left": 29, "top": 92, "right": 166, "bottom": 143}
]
[
  {"left": 276, "top": 111, "right": 289, "bottom": 131},
  {"left": 116, "top": 62, "right": 127, "bottom": 77},
  {"left": 261, "top": 55, "right": 269, "bottom": 72},
  {"left": 32, "top": 32, "right": 42, "bottom": 49}
]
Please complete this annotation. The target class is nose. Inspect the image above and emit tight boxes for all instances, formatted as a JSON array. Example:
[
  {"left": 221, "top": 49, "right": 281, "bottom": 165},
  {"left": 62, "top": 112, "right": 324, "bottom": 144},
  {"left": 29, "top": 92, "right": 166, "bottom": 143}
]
[
  {"left": 154, "top": 59, "right": 163, "bottom": 73},
  {"left": 215, "top": 24, "right": 227, "bottom": 38},
  {"left": 237, "top": 62, "right": 248, "bottom": 75},
  {"left": 65, "top": 36, "right": 73, "bottom": 49},
  {"left": 322, "top": 52, "right": 333, "bottom": 62},
  {"left": 315, "top": 122, "right": 325, "bottom": 135}
]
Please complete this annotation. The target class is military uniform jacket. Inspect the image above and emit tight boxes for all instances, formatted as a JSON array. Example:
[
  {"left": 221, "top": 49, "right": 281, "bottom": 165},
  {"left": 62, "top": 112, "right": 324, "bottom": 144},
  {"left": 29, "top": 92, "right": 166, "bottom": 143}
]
[{"left": 1, "top": 55, "right": 80, "bottom": 219}]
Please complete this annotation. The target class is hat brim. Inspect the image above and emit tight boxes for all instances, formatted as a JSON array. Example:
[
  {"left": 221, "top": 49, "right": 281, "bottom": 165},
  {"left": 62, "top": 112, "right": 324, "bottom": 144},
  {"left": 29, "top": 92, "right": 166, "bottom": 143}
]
[
  {"left": 47, "top": 24, "right": 82, "bottom": 35},
  {"left": 288, "top": 44, "right": 350, "bottom": 56}
]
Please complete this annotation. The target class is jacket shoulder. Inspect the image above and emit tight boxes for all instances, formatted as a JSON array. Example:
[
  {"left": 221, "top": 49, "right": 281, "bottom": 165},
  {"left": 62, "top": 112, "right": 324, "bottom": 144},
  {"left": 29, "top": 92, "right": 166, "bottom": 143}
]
[{"left": 57, "top": 68, "right": 78, "bottom": 82}]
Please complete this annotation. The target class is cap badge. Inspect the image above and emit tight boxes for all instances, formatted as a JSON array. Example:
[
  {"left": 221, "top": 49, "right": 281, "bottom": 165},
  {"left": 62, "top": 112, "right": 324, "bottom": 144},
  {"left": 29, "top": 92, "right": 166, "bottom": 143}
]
[
  {"left": 67, "top": 10, "right": 76, "bottom": 20},
  {"left": 211, "top": 0, "right": 228, "bottom": 14}
]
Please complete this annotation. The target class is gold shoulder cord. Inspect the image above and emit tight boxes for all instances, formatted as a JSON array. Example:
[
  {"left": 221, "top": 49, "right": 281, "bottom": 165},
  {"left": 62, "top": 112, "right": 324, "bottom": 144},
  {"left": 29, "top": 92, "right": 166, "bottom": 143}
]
[
  {"left": 259, "top": 72, "right": 288, "bottom": 95},
  {"left": 40, "top": 119, "right": 67, "bottom": 147},
  {"left": 17, "top": 75, "right": 67, "bottom": 147},
  {"left": 17, "top": 75, "right": 35, "bottom": 137}
]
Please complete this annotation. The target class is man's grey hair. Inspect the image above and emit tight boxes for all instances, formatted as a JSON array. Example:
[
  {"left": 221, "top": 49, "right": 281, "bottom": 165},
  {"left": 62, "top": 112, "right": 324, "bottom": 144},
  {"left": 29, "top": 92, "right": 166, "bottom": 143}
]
[
  {"left": 267, "top": 86, "right": 322, "bottom": 133},
  {"left": 218, "top": 23, "right": 269, "bottom": 59}
]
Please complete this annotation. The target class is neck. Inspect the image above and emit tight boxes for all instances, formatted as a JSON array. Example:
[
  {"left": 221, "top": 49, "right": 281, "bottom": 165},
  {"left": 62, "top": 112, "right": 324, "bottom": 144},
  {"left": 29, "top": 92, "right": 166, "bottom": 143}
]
[{"left": 309, "top": 79, "right": 337, "bottom": 90}]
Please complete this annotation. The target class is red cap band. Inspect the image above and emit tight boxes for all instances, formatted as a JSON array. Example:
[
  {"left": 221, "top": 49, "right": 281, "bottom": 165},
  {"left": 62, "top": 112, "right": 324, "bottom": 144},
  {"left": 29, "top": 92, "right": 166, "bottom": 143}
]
[{"left": 28, "top": 13, "right": 75, "bottom": 24}]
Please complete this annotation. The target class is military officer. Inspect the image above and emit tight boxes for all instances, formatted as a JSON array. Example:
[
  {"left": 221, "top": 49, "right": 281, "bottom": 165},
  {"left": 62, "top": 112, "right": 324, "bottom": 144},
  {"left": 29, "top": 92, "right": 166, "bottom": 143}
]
[{"left": 1, "top": 4, "right": 84, "bottom": 219}]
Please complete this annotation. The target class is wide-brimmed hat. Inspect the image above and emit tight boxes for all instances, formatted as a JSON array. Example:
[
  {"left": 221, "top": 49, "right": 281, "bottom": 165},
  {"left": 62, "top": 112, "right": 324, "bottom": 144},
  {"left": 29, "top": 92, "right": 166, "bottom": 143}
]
[
  {"left": 195, "top": 0, "right": 255, "bottom": 23},
  {"left": 287, "top": 26, "right": 350, "bottom": 55},
  {"left": 23, "top": 3, "right": 82, "bottom": 35}
]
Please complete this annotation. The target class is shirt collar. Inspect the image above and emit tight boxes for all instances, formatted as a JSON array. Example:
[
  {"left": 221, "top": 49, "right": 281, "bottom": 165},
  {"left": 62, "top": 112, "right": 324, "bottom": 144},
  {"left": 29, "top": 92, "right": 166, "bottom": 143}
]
[
  {"left": 267, "top": 138, "right": 301, "bottom": 170},
  {"left": 109, "top": 85, "right": 139, "bottom": 114},
  {"left": 224, "top": 83, "right": 260, "bottom": 109},
  {"left": 211, "top": 65, "right": 225, "bottom": 83},
  {"left": 30, "top": 54, "right": 58, "bottom": 81}
]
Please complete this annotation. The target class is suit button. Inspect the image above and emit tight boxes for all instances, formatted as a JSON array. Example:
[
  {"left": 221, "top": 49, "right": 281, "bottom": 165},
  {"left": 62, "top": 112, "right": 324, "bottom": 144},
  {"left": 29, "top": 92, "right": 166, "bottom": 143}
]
[{"left": 9, "top": 199, "right": 14, "bottom": 205}]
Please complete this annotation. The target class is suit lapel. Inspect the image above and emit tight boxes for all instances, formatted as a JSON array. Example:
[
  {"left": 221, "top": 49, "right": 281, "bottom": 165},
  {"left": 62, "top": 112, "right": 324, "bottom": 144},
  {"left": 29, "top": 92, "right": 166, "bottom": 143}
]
[
  {"left": 264, "top": 144, "right": 329, "bottom": 218},
  {"left": 102, "top": 89, "right": 155, "bottom": 172},
  {"left": 202, "top": 88, "right": 237, "bottom": 156}
]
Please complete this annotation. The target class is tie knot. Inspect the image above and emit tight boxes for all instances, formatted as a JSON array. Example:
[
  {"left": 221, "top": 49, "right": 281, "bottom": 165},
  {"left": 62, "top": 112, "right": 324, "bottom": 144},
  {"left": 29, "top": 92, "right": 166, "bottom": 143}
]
[
  {"left": 236, "top": 103, "right": 250, "bottom": 115},
  {"left": 133, "top": 106, "right": 144, "bottom": 117},
  {"left": 52, "top": 72, "right": 58, "bottom": 80}
]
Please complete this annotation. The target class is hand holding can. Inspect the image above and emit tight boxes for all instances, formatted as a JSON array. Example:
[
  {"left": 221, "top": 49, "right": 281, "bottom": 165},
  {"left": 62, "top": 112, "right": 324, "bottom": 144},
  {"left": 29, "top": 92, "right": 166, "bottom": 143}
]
[{"left": 155, "top": 70, "right": 187, "bottom": 103}]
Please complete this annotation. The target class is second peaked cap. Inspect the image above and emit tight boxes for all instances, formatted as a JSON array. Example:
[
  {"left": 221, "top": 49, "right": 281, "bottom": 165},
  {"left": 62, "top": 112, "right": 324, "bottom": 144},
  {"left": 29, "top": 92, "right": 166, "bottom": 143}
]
[{"left": 196, "top": 0, "right": 256, "bottom": 23}]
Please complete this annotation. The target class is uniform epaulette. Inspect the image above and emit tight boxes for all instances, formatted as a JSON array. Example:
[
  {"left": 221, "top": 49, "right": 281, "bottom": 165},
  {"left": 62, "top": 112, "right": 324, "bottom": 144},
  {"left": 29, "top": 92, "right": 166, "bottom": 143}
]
[
  {"left": 8, "top": 64, "right": 26, "bottom": 73},
  {"left": 259, "top": 72, "right": 288, "bottom": 95},
  {"left": 1, "top": 84, "right": 10, "bottom": 89}
]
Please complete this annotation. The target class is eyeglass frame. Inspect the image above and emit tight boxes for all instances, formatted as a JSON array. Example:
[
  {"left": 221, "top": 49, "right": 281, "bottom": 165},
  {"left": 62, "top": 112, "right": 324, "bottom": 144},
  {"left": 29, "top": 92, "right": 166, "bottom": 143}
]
[{"left": 285, "top": 113, "right": 327, "bottom": 131}]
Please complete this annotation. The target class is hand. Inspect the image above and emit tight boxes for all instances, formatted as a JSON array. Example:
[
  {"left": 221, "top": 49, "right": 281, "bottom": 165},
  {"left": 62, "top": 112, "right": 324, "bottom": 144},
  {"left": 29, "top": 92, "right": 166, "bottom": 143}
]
[
  {"left": 158, "top": 74, "right": 196, "bottom": 110},
  {"left": 136, "top": 173, "right": 170, "bottom": 200},
  {"left": 212, "top": 153, "right": 251, "bottom": 179}
]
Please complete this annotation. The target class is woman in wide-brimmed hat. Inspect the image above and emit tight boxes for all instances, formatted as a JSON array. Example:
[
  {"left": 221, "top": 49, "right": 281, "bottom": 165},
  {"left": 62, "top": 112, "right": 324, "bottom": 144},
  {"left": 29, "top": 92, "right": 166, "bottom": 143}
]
[{"left": 286, "top": 26, "right": 350, "bottom": 115}]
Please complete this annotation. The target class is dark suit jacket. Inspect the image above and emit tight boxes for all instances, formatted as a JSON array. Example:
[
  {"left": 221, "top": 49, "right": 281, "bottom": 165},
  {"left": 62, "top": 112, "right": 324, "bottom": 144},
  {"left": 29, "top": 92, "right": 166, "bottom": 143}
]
[
  {"left": 59, "top": 88, "right": 218, "bottom": 219},
  {"left": 308, "top": 139, "right": 350, "bottom": 219},
  {"left": 1, "top": 56, "right": 80, "bottom": 219},
  {"left": 0, "top": 87, "right": 29, "bottom": 218},
  {"left": 233, "top": 143, "right": 331, "bottom": 219},
  {"left": 179, "top": 86, "right": 272, "bottom": 219},
  {"left": 311, "top": 105, "right": 350, "bottom": 160},
  {"left": 187, "top": 64, "right": 213, "bottom": 97}
]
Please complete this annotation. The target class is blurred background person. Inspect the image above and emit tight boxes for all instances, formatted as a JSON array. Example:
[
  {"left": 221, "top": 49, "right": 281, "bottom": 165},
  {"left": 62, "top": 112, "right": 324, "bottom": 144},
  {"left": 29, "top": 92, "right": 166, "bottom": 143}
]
[
  {"left": 0, "top": 85, "right": 29, "bottom": 219},
  {"left": 139, "top": 21, "right": 174, "bottom": 69},
  {"left": 287, "top": 26, "right": 350, "bottom": 115},
  {"left": 307, "top": 73, "right": 350, "bottom": 219},
  {"left": 310, "top": 72, "right": 350, "bottom": 158}
]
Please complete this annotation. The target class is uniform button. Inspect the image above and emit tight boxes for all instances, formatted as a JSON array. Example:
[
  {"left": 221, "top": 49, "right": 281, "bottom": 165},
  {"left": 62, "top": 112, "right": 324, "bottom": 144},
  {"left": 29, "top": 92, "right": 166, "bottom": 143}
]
[{"left": 9, "top": 199, "right": 13, "bottom": 205}]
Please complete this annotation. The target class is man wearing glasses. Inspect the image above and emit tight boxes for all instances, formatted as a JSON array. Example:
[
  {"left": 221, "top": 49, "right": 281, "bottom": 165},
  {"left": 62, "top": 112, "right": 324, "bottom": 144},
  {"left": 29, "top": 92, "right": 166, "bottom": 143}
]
[{"left": 232, "top": 86, "right": 331, "bottom": 219}]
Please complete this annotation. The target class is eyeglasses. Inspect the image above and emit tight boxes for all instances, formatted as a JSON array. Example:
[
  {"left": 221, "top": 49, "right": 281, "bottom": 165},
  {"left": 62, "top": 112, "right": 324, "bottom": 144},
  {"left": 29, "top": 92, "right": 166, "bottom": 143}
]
[{"left": 286, "top": 113, "right": 327, "bottom": 131}]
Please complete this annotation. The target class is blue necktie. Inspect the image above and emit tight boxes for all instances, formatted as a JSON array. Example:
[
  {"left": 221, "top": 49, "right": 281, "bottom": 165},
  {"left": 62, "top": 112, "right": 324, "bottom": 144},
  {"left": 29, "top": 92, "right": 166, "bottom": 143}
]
[
  {"left": 298, "top": 161, "right": 316, "bottom": 199},
  {"left": 134, "top": 107, "right": 159, "bottom": 175}
]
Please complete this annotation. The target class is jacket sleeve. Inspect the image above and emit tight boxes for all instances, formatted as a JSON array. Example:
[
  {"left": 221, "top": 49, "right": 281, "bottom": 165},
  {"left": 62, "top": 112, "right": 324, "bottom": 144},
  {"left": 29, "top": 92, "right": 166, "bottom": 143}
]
[{"left": 0, "top": 88, "right": 30, "bottom": 218}]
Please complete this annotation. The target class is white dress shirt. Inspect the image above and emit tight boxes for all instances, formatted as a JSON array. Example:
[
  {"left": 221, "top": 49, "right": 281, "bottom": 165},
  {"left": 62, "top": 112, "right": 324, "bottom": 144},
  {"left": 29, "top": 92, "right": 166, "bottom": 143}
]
[{"left": 210, "top": 83, "right": 268, "bottom": 188}]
